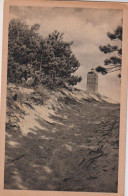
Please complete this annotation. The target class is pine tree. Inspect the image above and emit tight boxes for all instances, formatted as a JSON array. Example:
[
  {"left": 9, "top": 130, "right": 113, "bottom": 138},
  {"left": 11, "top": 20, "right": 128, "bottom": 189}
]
[
  {"left": 8, "top": 19, "right": 41, "bottom": 83},
  {"left": 35, "top": 30, "right": 82, "bottom": 89},
  {"left": 96, "top": 26, "right": 122, "bottom": 78},
  {"left": 8, "top": 20, "right": 82, "bottom": 89}
]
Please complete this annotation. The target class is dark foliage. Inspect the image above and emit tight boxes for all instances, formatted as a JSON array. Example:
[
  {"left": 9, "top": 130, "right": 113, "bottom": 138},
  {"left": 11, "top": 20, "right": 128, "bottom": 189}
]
[
  {"left": 8, "top": 19, "right": 82, "bottom": 89},
  {"left": 96, "top": 26, "right": 122, "bottom": 77}
]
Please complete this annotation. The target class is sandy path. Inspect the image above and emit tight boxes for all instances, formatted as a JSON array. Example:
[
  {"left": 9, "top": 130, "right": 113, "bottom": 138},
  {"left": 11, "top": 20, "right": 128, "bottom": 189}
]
[{"left": 5, "top": 98, "right": 119, "bottom": 192}]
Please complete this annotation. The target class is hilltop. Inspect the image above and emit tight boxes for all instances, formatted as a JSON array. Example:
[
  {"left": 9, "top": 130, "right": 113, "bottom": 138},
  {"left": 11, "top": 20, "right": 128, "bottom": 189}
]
[{"left": 5, "top": 84, "right": 120, "bottom": 192}]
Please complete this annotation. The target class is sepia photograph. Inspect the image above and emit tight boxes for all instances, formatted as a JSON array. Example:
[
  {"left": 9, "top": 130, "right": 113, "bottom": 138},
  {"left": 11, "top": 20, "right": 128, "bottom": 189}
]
[{"left": 0, "top": 1, "right": 127, "bottom": 195}]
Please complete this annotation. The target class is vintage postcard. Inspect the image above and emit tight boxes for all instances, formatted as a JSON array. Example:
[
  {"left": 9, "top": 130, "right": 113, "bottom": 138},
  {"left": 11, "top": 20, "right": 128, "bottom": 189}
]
[{"left": 0, "top": 0, "right": 128, "bottom": 196}]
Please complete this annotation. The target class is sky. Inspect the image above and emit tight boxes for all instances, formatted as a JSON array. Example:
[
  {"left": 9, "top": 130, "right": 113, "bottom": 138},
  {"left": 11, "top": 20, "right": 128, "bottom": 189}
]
[{"left": 9, "top": 6, "right": 122, "bottom": 102}]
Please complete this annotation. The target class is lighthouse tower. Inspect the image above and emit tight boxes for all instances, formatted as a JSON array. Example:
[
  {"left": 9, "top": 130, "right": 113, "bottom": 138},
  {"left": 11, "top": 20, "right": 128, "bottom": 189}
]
[{"left": 87, "top": 68, "right": 98, "bottom": 93}]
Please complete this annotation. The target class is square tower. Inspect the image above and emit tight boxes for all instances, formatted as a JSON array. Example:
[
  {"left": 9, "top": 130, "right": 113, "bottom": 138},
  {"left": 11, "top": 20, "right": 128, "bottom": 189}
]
[{"left": 87, "top": 70, "right": 98, "bottom": 93}]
